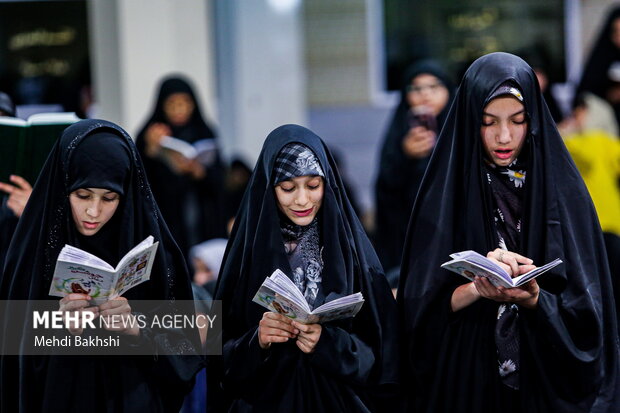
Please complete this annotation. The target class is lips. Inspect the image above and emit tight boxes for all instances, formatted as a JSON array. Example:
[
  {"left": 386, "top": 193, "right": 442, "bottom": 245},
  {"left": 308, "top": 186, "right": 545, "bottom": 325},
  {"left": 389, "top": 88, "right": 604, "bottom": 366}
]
[
  {"left": 83, "top": 222, "right": 99, "bottom": 230},
  {"left": 494, "top": 149, "right": 513, "bottom": 160},
  {"left": 291, "top": 208, "right": 313, "bottom": 217}
]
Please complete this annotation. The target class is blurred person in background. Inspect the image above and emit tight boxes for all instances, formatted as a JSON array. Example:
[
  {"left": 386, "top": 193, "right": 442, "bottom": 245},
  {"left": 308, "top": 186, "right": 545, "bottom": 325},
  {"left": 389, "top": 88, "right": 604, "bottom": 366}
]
[
  {"left": 136, "top": 75, "right": 226, "bottom": 257},
  {"left": 182, "top": 237, "right": 228, "bottom": 413},
  {"left": 374, "top": 60, "right": 454, "bottom": 281},
  {"left": 559, "top": 91, "right": 620, "bottom": 328},
  {"left": 0, "top": 91, "right": 32, "bottom": 272}
]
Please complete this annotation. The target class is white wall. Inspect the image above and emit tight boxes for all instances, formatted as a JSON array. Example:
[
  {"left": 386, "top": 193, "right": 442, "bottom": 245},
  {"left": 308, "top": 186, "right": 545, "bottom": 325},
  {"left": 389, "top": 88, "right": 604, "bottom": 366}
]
[
  {"left": 214, "top": 0, "right": 306, "bottom": 165},
  {"left": 88, "top": 0, "right": 217, "bottom": 137}
]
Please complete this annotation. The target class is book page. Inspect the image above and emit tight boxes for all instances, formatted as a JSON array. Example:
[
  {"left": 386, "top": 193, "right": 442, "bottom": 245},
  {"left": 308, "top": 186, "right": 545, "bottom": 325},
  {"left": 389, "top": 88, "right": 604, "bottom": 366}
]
[
  {"left": 512, "top": 258, "right": 563, "bottom": 286},
  {"left": 112, "top": 241, "right": 159, "bottom": 298},
  {"left": 441, "top": 259, "right": 513, "bottom": 288},
  {"left": 57, "top": 245, "right": 114, "bottom": 271},
  {"left": 115, "top": 236, "right": 154, "bottom": 271},
  {"left": 49, "top": 260, "right": 116, "bottom": 304},
  {"left": 252, "top": 282, "right": 315, "bottom": 324}
]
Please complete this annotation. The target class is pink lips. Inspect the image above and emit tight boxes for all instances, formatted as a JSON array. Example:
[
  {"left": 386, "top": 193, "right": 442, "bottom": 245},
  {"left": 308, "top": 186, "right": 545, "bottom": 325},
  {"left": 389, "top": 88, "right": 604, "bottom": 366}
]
[
  {"left": 83, "top": 222, "right": 99, "bottom": 230},
  {"left": 494, "top": 149, "right": 513, "bottom": 160},
  {"left": 292, "top": 208, "right": 313, "bottom": 217}
]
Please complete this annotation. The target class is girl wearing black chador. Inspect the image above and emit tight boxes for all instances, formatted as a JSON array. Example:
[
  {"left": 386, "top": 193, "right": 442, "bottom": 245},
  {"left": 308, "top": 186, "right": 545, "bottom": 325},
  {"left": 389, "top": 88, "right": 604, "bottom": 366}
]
[
  {"left": 398, "top": 53, "right": 619, "bottom": 412},
  {"left": 136, "top": 75, "right": 226, "bottom": 255},
  {"left": 0, "top": 119, "right": 203, "bottom": 412},
  {"left": 208, "top": 124, "right": 399, "bottom": 412}
]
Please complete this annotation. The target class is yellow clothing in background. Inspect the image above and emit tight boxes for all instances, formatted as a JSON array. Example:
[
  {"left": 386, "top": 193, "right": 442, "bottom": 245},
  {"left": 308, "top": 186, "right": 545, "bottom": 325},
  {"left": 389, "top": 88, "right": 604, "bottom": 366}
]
[{"left": 563, "top": 130, "right": 620, "bottom": 236}]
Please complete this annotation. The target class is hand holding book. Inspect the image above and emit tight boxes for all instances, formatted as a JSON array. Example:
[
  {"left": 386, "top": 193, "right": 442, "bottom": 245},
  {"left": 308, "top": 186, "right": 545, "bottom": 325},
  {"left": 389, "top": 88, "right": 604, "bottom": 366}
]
[
  {"left": 252, "top": 269, "right": 364, "bottom": 324},
  {"left": 441, "top": 250, "right": 562, "bottom": 289}
]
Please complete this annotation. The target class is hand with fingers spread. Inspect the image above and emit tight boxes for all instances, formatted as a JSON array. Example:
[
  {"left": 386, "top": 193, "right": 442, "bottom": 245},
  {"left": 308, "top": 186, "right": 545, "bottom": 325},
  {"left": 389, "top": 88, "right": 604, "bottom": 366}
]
[
  {"left": 258, "top": 312, "right": 299, "bottom": 349},
  {"left": 291, "top": 321, "right": 322, "bottom": 354},
  {"left": 0, "top": 175, "right": 33, "bottom": 218},
  {"left": 98, "top": 297, "right": 140, "bottom": 336},
  {"left": 59, "top": 293, "right": 99, "bottom": 336}
]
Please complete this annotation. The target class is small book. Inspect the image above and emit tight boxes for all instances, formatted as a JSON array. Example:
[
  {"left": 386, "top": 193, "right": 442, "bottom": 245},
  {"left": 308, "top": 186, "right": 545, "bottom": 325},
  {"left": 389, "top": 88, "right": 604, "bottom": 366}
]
[
  {"left": 0, "top": 112, "right": 80, "bottom": 184},
  {"left": 252, "top": 269, "right": 365, "bottom": 324},
  {"left": 49, "top": 236, "right": 159, "bottom": 305},
  {"left": 441, "top": 250, "right": 562, "bottom": 288},
  {"left": 159, "top": 135, "right": 217, "bottom": 166}
]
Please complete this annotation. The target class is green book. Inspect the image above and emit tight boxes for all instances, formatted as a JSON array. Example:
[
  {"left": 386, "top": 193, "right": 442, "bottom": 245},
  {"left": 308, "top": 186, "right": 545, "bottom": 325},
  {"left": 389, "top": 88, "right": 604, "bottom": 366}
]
[{"left": 0, "top": 113, "right": 79, "bottom": 185}]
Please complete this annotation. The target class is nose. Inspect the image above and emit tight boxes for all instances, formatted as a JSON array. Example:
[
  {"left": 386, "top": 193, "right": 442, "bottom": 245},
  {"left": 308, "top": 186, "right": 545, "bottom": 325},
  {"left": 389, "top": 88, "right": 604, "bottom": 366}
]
[
  {"left": 497, "top": 122, "right": 511, "bottom": 144},
  {"left": 295, "top": 189, "right": 309, "bottom": 206},
  {"left": 86, "top": 200, "right": 101, "bottom": 218}
]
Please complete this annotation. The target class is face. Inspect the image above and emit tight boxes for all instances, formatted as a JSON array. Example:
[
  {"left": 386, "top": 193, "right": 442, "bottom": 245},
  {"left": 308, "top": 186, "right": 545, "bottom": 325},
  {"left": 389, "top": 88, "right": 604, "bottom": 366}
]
[
  {"left": 192, "top": 258, "right": 215, "bottom": 286},
  {"left": 480, "top": 97, "right": 528, "bottom": 167},
  {"left": 274, "top": 175, "right": 324, "bottom": 226},
  {"left": 70, "top": 188, "right": 120, "bottom": 236},
  {"left": 406, "top": 73, "right": 450, "bottom": 116},
  {"left": 163, "top": 92, "right": 195, "bottom": 126}
]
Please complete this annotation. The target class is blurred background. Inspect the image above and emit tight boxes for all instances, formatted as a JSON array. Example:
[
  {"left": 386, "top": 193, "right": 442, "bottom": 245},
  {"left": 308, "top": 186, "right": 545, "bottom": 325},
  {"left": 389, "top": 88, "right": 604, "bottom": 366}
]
[{"left": 0, "top": 0, "right": 616, "bottom": 224}]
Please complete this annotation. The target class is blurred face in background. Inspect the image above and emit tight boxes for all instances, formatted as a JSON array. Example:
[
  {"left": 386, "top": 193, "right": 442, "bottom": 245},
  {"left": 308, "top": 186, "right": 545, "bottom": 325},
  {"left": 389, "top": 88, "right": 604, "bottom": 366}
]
[
  {"left": 406, "top": 73, "right": 450, "bottom": 117},
  {"left": 164, "top": 92, "right": 195, "bottom": 126}
]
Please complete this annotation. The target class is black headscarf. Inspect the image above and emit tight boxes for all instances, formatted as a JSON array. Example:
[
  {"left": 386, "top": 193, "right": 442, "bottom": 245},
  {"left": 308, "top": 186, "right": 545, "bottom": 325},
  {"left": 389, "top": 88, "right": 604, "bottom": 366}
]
[
  {"left": 0, "top": 119, "right": 203, "bottom": 412},
  {"left": 398, "top": 53, "right": 619, "bottom": 412},
  {"left": 209, "top": 124, "right": 399, "bottom": 412},
  {"left": 136, "top": 75, "right": 215, "bottom": 144},
  {"left": 577, "top": 6, "right": 620, "bottom": 118},
  {"left": 135, "top": 75, "right": 226, "bottom": 254},
  {"left": 374, "top": 60, "right": 455, "bottom": 273}
]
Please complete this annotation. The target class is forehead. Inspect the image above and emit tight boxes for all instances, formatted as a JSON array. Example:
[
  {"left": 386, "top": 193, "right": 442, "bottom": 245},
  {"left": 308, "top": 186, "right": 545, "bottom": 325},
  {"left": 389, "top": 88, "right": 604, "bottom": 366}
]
[
  {"left": 411, "top": 73, "right": 440, "bottom": 85},
  {"left": 483, "top": 96, "right": 524, "bottom": 114},
  {"left": 277, "top": 175, "right": 323, "bottom": 185}
]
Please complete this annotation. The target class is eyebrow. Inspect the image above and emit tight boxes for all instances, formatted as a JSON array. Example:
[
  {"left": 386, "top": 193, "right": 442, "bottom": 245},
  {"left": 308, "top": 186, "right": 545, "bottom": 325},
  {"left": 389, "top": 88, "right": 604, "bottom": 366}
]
[{"left": 482, "top": 109, "right": 525, "bottom": 118}]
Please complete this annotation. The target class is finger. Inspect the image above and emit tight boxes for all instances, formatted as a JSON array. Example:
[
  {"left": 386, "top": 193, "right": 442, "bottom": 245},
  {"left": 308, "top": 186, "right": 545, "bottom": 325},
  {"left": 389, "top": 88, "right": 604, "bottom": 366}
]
[
  {"left": 62, "top": 293, "right": 92, "bottom": 302},
  {"left": 503, "top": 255, "right": 520, "bottom": 278},
  {"left": 263, "top": 312, "right": 294, "bottom": 324},
  {"left": 502, "top": 250, "right": 533, "bottom": 265},
  {"left": 518, "top": 264, "right": 537, "bottom": 275},
  {"left": 260, "top": 319, "right": 298, "bottom": 336},
  {"left": 291, "top": 321, "right": 312, "bottom": 333},
  {"left": 296, "top": 339, "right": 314, "bottom": 354},
  {"left": 99, "top": 297, "right": 128, "bottom": 310},
  {"left": 0, "top": 182, "right": 14, "bottom": 194},
  {"left": 9, "top": 175, "right": 31, "bottom": 190}
]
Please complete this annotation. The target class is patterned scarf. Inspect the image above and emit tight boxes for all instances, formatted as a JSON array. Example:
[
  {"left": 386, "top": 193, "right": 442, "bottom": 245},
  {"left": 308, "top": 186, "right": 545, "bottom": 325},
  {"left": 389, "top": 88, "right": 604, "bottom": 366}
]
[
  {"left": 484, "top": 157, "right": 526, "bottom": 390},
  {"left": 280, "top": 218, "right": 323, "bottom": 308},
  {"left": 273, "top": 143, "right": 324, "bottom": 185},
  {"left": 274, "top": 143, "right": 325, "bottom": 308}
]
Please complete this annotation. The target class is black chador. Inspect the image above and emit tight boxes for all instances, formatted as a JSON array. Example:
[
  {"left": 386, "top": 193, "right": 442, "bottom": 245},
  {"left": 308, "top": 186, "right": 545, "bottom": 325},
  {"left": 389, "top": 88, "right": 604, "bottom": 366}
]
[
  {"left": 398, "top": 53, "right": 619, "bottom": 413},
  {"left": 0, "top": 119, "right": 203, "bottom": 412},
  {"left": 208, "top": 124, "right": 399, "bottom": 412}
]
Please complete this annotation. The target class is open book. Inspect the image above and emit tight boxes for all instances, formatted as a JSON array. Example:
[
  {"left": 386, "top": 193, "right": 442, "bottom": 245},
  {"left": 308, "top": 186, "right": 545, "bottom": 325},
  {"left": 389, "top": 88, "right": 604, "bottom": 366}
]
[
  {"left": 252, "top": 269, "right": 365, "bottom": 324},
  {"left": 49, "top": 236, "right": 159, "bottom": 304},
  {"left": 0, "top": 112, "right": 80, "bottom": 184},
  {"left": 159, "top": 136, "right": 217, "bottom": 166},
  {"left": 441, "top": 250, "right": 562, "bottom": 288}
]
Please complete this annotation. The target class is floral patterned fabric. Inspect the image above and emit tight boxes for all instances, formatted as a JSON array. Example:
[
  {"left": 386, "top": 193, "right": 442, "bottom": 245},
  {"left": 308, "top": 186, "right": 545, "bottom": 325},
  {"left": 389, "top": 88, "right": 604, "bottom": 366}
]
[{"left": 484, "top": 157, "right": 527, "bottom": 390}]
